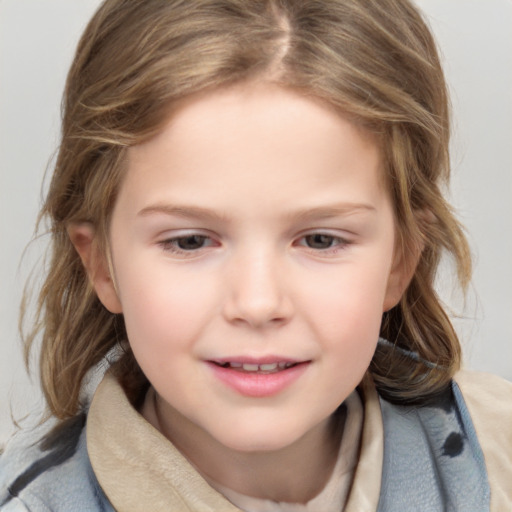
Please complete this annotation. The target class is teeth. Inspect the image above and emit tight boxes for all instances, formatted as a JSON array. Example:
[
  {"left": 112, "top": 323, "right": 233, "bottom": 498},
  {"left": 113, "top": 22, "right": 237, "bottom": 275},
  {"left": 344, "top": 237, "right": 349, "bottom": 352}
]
[
  {"left": 242, "top": 363, "right": 259, "bottom": 372},
  {"left": 215, "top": 361, "right": 299, "bottom": 372},
  {"left": 218, "top": 361, "right": 296, "bottom": 372}
]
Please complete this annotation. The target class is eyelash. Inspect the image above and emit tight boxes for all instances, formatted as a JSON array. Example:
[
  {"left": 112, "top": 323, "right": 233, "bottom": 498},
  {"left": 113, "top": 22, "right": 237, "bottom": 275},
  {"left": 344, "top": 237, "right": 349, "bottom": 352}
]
[
  {"left": 295, "top": 233, "right": 351, "bottom": 255},
  {"left": 157, "top": 232, "right": 351, "bottom": 257},
  {"left": 158, "top": 234, "right": 218, "bottom": 256}
]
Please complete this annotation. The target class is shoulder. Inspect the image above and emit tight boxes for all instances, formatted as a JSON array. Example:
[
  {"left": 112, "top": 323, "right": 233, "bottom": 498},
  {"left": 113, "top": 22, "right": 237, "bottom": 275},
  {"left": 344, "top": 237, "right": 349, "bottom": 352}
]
[
  {"left": 453, "top": 369, "right": 512, "bottom": 415},
  {"left": 377, "top": 370, "right": 511, "bottom": 511},
  {"left": 377, "top": 376, "right": 491, "bottom": 511},
  {"left": 0, "top": 413, "right": 112, "bottom": 512},
  {"left": 453, "top": 370, "right": 512, "bottom": 510}
]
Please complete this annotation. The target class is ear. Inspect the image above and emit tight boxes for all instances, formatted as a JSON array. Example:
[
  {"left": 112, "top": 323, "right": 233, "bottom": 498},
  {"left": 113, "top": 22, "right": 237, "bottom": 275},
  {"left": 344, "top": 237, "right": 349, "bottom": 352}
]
[
  {"left": 383, "top": 237, "right": 423, "bottom": 312},
  {"left": 67, "top": 222, "right": 123, "bottom": 314}
]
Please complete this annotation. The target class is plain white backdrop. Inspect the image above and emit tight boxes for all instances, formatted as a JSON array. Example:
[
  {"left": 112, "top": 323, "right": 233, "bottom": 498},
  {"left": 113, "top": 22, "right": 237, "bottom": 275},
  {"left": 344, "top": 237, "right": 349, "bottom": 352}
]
[{"left": 1, "top": 1, "right": 511, "bottom": 443}]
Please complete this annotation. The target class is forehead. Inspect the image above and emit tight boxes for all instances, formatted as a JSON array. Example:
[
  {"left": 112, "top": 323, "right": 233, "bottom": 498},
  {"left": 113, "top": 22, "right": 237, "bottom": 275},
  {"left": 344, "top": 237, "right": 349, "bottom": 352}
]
[
  {"left": 146, "top": 81, "right": 380, "bottom": 156},
  {"left": 120, "top": 82, "right": 388, "bottom": 217}
]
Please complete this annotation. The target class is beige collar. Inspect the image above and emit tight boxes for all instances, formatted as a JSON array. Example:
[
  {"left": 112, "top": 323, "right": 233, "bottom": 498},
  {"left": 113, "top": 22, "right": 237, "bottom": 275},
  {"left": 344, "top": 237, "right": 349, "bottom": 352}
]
[{"left": 87, "top": 373, "right": 383, "bottom": 512}]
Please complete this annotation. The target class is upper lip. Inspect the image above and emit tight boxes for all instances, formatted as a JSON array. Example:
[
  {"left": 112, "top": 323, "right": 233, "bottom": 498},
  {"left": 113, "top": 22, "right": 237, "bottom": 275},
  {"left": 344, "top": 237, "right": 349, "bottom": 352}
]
[{"left": 208, "top": 356, "right": 307, "bottom": 365}]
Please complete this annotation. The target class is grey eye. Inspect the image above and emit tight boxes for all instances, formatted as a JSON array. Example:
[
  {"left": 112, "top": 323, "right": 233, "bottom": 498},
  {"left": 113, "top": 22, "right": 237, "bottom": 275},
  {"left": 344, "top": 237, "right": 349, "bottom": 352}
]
[
  {"left": 304, "top": 234, "right": 335, "bottom": 249},
  {"left": 176, "top": 235, "right": 208, "bottom": 250}
]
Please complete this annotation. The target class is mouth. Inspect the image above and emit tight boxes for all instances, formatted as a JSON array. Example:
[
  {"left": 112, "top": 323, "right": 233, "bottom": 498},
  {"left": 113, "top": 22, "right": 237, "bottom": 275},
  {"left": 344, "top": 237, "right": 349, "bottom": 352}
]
[
  {"left": 210, "top": 361, "right": 300, "bottom": 374},
  {"left": 206, "top": 358, "right": 310, "bottom": 397}
]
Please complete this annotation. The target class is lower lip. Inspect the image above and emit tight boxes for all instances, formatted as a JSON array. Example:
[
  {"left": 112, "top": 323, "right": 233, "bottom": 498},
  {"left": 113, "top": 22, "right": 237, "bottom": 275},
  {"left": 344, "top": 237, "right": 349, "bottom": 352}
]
[{"left": 207, "top": 362, "right": 310, "bottom": 398}]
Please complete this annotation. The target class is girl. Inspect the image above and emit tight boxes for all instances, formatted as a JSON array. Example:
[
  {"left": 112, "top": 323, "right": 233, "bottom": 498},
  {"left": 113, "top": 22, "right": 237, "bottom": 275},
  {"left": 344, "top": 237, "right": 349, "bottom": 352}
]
[{"left": 1, "top": 0, "right": 511, "bottom": 510}]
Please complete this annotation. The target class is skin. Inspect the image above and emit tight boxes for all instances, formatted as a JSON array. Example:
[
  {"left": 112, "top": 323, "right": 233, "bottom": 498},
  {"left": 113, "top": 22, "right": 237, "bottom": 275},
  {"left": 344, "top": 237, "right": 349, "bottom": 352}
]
[{"left": 70, "top": 82, "right": 415, "bottom": 503}]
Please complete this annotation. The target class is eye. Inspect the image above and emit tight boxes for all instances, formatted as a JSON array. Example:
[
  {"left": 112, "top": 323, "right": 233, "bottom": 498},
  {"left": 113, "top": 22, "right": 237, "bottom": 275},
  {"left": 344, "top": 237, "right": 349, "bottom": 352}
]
[
  {"left": 303, "top": 234, "right": 338, "bottom": 250},
  {"left": 295, "top": 232, "right": 351, "bottom": 255},
  {"left": 174, "top": 235, "right": 209, "bottom": 250},
  {"left": 158, "top": 234, "right": 218, "bottom": 256}
]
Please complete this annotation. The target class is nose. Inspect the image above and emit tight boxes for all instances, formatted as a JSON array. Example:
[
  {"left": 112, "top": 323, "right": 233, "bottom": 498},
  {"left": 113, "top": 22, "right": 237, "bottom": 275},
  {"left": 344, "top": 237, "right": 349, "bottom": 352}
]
[{"left": 222, "top": 248, "right": 293, "bottom": 328}]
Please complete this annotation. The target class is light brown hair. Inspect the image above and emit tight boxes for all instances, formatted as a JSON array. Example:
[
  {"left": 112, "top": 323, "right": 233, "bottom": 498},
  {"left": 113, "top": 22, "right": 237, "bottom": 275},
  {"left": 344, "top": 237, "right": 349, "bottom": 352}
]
[{"left": 23, "top": 0, "right": 471, "bottom": 419}]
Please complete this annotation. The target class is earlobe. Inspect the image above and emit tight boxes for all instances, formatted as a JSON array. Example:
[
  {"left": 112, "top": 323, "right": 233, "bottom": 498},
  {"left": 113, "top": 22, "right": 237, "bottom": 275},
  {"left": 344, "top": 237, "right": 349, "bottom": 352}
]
[{"left": 67, "top": 222, "right": 123, "bottom": 314}]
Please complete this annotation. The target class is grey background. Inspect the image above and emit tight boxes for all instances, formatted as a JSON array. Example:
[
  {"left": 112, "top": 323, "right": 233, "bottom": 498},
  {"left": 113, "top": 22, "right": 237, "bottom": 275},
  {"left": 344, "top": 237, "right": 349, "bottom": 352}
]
[{"left": 1, "top": 0, "right": 511, "bottom": 443}]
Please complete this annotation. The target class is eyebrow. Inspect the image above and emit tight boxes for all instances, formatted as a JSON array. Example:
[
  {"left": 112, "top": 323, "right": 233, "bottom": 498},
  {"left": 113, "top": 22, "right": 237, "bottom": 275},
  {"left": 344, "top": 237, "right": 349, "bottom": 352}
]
[
  {"left": 288, "top": 204, "right": 376, "bottom": 221},
  {"left": 137, "top": 204, "right": 229, "bottom": 222},
  {"left": 137, "top": 202, "right": 375, "bottom": 222}
]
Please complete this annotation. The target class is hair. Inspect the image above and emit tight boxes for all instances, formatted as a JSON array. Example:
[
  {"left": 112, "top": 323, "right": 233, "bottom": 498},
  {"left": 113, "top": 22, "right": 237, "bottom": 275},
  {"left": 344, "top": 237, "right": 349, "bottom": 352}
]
[{"left": 22, "top": 0, "right": 471, "bottom": 419}]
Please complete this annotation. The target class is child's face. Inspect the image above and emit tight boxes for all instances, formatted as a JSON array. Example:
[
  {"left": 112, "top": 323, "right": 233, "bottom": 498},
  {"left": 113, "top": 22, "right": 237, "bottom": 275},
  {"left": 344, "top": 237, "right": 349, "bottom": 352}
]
[{"left": 93, "top": 82, "right": 408, "bottom": 453}]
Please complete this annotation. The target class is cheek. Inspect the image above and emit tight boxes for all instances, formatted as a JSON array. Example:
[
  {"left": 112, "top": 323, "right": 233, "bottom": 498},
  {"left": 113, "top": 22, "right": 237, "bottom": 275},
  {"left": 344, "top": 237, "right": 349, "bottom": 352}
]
[
  {"left": 114, "top": 258, "right": 219, "bottom": 356},
  {"left": 309, "top": 257, "right": 390, "bottom": 323},
  {"left": 302, "top": 257, "right": 391, "bottom": 360}
]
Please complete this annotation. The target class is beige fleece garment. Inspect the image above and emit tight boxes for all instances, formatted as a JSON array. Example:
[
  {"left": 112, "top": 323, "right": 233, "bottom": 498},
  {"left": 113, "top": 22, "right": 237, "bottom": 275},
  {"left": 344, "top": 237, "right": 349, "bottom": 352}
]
[
  {"left": 454, "top": 370, "right": 512, "bottom": 511},
  {"left": 87, "top": 373, "right": 383, "bottom": 512}
]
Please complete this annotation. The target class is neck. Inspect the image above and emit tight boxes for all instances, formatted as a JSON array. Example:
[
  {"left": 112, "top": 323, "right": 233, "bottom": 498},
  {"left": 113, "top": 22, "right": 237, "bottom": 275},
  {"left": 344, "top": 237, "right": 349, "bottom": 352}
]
[{"left": 142, "top": 388, "right": 345, "bottom": 504}]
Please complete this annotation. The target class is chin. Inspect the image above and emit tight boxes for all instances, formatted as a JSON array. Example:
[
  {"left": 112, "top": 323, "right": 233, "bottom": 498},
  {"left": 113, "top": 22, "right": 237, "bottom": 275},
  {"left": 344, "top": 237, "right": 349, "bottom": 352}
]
[
  {"left": 224, "top": 438, "right": 296, "bottom": 454},
  {"left": 212, "top": 421, "right": 309, "bottom": 454}
]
